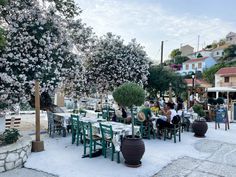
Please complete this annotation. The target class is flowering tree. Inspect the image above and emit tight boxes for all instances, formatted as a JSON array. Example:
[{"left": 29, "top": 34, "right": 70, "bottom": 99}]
[
  {"left": 0, "top": 0, "right": 84, "bottom": 108},
  {"left": 85, "top": 33, "right": 150, "bottom": 94}
]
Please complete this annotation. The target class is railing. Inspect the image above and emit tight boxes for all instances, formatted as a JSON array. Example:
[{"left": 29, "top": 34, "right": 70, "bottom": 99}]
[{"left": 217, "top": 81, "right": 236, "bottom": 87}]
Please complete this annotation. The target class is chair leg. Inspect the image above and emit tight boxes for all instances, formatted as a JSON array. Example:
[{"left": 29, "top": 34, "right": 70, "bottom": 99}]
[
  {"left": 89, "top": 141, "right": 92, "bottom": 158},
  {"left": 83, "top": 139, "right": 86, "bottom": 156},
  {"left": 117, "top": 152, "right": 120, "bottom": 163},
  {"left": 173, "top": 129, "right": 176, "bottom": 143},
  {"left": 179, "top": 128, "right": 181, "bottom": 142},
  {"left": 111, "top": 145, "right": 114, "bottom": 161},
  {"left": 164, "top": 129, "right": 167, "bottom": 141}
]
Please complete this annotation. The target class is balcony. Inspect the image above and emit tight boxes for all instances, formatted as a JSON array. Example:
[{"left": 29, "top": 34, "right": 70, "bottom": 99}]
[{"left": 217, "top": 81, "right": 236, "bottom": 88}]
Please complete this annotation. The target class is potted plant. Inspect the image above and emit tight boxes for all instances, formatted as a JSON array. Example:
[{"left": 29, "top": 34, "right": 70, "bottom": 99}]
[
  {"left": 113, "top": 82, "right": 145, "bottom": 167},
  {"left": 192, "top": 104, "right": 208, "bottom": 137}
]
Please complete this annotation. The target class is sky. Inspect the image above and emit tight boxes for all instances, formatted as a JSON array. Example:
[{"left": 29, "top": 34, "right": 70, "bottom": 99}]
[{"left": 75, "top": 0, "right": 236, "bottom": 63}]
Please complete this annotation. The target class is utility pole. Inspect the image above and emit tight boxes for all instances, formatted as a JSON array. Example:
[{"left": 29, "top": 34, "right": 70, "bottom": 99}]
[
  {"left": 197, "top": 35, "right": 200, "bottom": 52},
  {"left": 160, "top": 41, "right": 164, "bottom": 65}
]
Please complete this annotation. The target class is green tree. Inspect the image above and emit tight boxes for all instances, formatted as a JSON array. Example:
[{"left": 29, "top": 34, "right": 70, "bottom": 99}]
[
  {"left": 146, "top": 65, "right": 187, "bottom": 98},
  {"left": 203, "top": 63, "right": 226, "bottom": 85},
  {"left": 170, "top": 48, "right": 181, "bottom": 59},
  {"left": 223, "top": 45, "right": 236, "bottom": 61},
  {"left": 174, "top": 56, "right": 189, "bottom": 64}
]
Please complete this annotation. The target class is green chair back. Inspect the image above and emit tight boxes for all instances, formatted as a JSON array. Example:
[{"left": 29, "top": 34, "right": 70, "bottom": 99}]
[
  {"left": 99, "top": 123, "right": 113, "bottom": 140},
  {"left": 80, "top": 110, "right": 87, "bottom": 117}
]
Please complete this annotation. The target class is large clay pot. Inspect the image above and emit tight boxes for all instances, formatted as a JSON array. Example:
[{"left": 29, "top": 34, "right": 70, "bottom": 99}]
[
  {"left": 192, "top": 119, "right": 208, "bottom": 137},
  {"left": 121, "top": 135, "right": 145, "bottom": 167}
]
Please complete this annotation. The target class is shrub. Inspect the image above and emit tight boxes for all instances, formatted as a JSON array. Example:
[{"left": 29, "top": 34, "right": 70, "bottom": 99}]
[
  {"left": 216, "top": 97, "right": 224, "bottom": 105},
  {"left": 3, "top": 128, "right": 20, "bottom": 144},
  {"left": 192, "top": 104, "right": 205, "bottom": 117},
  {"left": 113, "top": 82, "right": 145, "bottom": 108}
]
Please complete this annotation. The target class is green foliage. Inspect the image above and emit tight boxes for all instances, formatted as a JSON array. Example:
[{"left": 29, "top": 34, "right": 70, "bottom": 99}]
[
  {"left": 223, "top": 44, "right": 236, "bottom": 61},
  {"left": 192, "top": 104, "right": 205, "bottom": 117},
  {"left": 0, "top": 28, "right": 6, "bottom": 50},
  {"left": 208, "top": 98, "right": 217, "bottom": 105},
  {"left": 0, "top": 0, "right": 7, "bottom": 6},
  {"left": 49, "top": 0, "right": 80, "bottom": 18},
  {"left": 146, "top": 65, "right": 187, "bottom": 98},
  {"left": 3, "top": 128, "right": 20, "bottom": 144},
  {"left": 216, "top": 97, "right": 224, "bottom": 105},
  {"left": 170, "top": 48, "right": 181, "bottom": 59},
  {"left": 203, "top": 63, "right": 226, "bottom": 85},
  {"left": 113, "top": 83, "right": 145, "bottom": 108},
  {"left": 174, "top": 56, "right": 189, "bottom": 64}
]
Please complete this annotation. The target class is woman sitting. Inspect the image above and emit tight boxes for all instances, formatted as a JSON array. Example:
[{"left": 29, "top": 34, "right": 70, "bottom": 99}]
[
  {"left": 156, "top": 102, "right": 178, "bottom": 132},
  {"left": 150, "top": 101, "right": 160, "bottom": 115}
]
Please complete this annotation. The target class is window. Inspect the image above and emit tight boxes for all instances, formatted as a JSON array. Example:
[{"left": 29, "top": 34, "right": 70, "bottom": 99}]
[
  {"left": 224, "top": 77, "right": 229, "bottom": 83},
  {"left": 222, "top": 52, "right": 224, "bottom": 56},
  {"left": 186, "top": 64, "right": 189, "bottom": 70},
  {"left": 216, "top": 52, "right": 219, "bottom": 55},
  {"left": 198, "top": 62, "right": 202, "bottom": 69},
  {"left": 192, "top": 63, "right": 195, "bottom": 69},
  {"left": 230, "top": 37, "right": 232, "bottom": 41}
]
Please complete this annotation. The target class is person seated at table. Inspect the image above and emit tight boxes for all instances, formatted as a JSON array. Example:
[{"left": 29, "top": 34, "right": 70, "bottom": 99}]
[
  {"left": 120, "top": 106, "right": 131, "bottom": 124},
  {"left": 140, "top": 102, "right": 153, "bottom": 135},
  {"left": 111, "top": 103, "right": 122, "bottom": 122},
  {"left": 156, "top": 102, "right": 178, "bottom": 132},
  {"left": 150, "top": 101, "right": 160, "bottom": 115}
]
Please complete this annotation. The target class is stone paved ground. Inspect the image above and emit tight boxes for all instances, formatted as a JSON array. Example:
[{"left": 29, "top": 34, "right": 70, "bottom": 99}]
[
  {"left": 0, "top": 168, "right": 57, "bottom": 177},
  {"left": 153, "top": 139, "right": 236, "bottom": 177}
]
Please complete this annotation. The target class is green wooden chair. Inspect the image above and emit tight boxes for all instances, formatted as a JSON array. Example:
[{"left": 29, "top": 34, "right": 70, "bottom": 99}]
[
  {"left": 97, "top": 112, "right": 103, "bottom": 119},
  {"left": 80, "top": 110, "right": 87, "bottom": 117},
  {"left": 134, "top": 117, "right": 155, "bottom": 139},
  {"left": 99, "top": 123, "right": 120, "bottom": 163},
  {"left": 71, "top": 114, "right": 81, "bottom": 146},
  {"left": 81, "top": 122, "right": 102, "bottom": 158},
  {"left": 163, "top": 115, "right": 181, "bottom": 143}
]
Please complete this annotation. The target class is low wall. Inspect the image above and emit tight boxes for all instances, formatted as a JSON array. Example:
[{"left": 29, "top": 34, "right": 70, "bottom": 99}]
[{"left": 0, "top": 136, "right": 32, "bottom": 172}]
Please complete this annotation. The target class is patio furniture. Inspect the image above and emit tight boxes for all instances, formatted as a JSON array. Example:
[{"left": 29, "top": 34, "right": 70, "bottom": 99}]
[
  {"left": 163, "top": 115, "right": 181, "bottom": 143},
  {"left": 47, "top": 112, "right": 63, "bottom": 138},
  {"left": 99, "top": 123, "right": 120, "bottom": 163},
  {"left": 80, "top": 110, "right": 87, "bottom": 117},
  {"left": 81, "top": 122, "right": 102, "bottom": 158},
  {"left": 71, "top": 114, "right": 81, "bottom": 146}
]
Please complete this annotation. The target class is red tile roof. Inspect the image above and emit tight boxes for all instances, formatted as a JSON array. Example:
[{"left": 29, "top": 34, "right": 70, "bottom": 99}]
[
  {"left": 184, "top": 57, "right": 208, "bottom": 63},
  {"left": 216, "top": 67, "right": 236, "bottom": 76}
]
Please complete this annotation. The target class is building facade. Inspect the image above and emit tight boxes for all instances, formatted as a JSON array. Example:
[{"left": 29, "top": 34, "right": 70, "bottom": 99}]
[
  {"left": 226, "top": 32, "right": 236, "bottom": 45},
  {"left": 179, "top": 56, "right": 216, "bottom": 75},
  {"left": 215, "top": 67, "right": 236, "bottom": 88}
]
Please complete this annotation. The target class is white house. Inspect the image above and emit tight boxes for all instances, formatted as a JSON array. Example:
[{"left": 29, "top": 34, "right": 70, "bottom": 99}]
[
  {"left": 179, "top": 56, "right": 216, "bottom": 75},
  {"left": 211, "top": 44, "right": 229, "bottom": 61},
  {"left": 187, "top": 49, "right": 212, "bottom": 59}
]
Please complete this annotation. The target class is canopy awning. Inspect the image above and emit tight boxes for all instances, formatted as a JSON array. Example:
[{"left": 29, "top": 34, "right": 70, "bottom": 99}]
[{"left": 207, "top": 87, "right": 236, "bottom": 92}]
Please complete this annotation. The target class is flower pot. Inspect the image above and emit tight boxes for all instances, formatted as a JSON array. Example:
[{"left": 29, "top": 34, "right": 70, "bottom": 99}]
[
  {"left": 192, "top": 119, "right": 208, "bottom": 137},
  {"left": 121, "top": 135, "right": 145, "bottom": 167}
]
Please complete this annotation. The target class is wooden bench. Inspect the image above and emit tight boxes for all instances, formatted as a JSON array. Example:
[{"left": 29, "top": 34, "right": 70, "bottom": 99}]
[{"left": 5, "top": 117, "right": 21, "bottom": 129}]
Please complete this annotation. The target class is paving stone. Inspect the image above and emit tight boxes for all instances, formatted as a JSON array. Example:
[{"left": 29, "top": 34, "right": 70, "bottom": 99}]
[
  {"left": 208, "top": 144, "right": 236, "bottom": 166},
  {"left": 194, "top": 140, "right": 223, "bottom": 153},
  {"left": 0, "top": 166, "right": 5, "bottom": 172},
  {"left": 5, "top": 162, "right": 15, "bottom": 170},
  {"left": 6, "top": 153, "right": 19, "bottom": 162},
  {"left": 197, "top": 161, "right": 236, "bottom": 177},
  {"left": 187, "top": 171, "right": 220, "bottom": 177},
  {"left": 0, "top": 168, "right": 58, "bottom": 177},
  {"left": 153, "top": 159, "right": 192, "bottom": 177},
  {"left": 0, "top": 153, "right": 7, "bottom": 160},
  {"left": 168, "top": 157, "right": 201, "bottom": 170}
]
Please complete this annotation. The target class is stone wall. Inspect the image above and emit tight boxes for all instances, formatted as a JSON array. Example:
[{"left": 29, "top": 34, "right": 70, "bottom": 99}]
[{"left": 0, "top": 136, "right": 32, "bottom": 172}]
